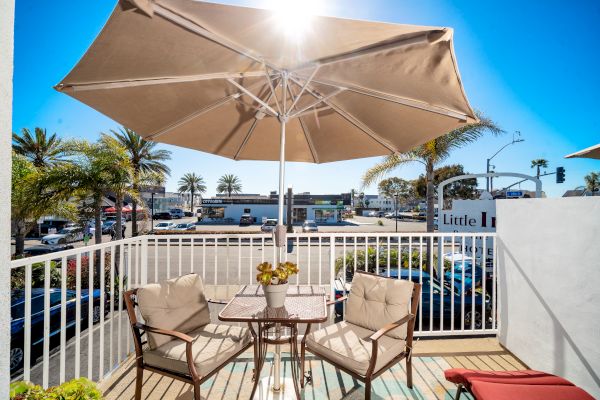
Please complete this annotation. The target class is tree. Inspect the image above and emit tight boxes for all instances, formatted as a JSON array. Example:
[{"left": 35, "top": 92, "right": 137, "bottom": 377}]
[
  {"left": 530, "top": 158, "right": 549, "bottom": 178},
  {"left": 109, "top": 127, "right": 171, "bottom": 236},
  {"left": 412, "top": 164, "right": 478, "bottom": 205},
  {"left": 11, "top": 153, "right": 75, "bottom": 256},
  {"left": 216, "top": 174, "right": 242, "bottom": 197},
  {"left": 45, "top": 139, "right": 133, "bottom": 246},
  {"left": 584, "top": 172, "right": 600, "bottom": 196},
  {"left": 378, "top": 177, "right": 413, "bottom": 201},
  {"left": 178, "top": 173, "right": 207, "bottom": 212},
  {"left": 12, "top": 127, "right": 67, "bottom": 168},
  {"left": 363, "top": 112, "right": 503, "bottom": 233}
]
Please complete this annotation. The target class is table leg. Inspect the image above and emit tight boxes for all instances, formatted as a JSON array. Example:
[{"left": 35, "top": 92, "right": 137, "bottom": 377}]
[{"left": 273, "top": 323, "right": 281, "bottom": 391}]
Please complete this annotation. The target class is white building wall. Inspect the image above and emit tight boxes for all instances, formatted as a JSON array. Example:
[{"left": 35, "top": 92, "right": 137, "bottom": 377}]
[
  {"left": 0, "top": 0, "right": 15, "bottom": 395},
  {"left": 496, "top": 198, "right": 600, "bottom": 397}
]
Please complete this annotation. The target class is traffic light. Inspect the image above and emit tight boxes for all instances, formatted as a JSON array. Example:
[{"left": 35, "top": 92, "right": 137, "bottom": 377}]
[{"left": 556, "top": 167, "right": 565, "bottom": 183}]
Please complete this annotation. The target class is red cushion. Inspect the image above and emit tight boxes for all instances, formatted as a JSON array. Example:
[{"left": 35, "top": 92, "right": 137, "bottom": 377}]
[
  {"left": 444, "top": 368, "right": 574, "bottom": 387},
  {"left": 471, "top": 381, "right": 595, "bottom": 400}
]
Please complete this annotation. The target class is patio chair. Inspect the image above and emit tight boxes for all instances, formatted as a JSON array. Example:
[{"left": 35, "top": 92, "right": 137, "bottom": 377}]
[
  {"left": 300, "top": 270, "right": 420, "bottom": 400},
  {"left": 124, "top": 274, "right": 255, "bottom": 400}
]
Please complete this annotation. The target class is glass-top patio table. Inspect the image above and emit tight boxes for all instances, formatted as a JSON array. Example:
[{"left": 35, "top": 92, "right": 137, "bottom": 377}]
[{"left": 218, "top": 285, "right": 328, "bottom": 399}]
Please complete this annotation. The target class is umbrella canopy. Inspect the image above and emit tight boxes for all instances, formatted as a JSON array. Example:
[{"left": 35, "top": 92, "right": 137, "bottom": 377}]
[
  {"left": 55, "top": 0, "right": 478, "bottom": 239},
  {"left": 565, "top": 143, "right": 600, "bottom": 160}
]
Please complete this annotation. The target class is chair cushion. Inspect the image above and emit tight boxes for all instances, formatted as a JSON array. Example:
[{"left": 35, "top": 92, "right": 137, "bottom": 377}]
[
  {"left": 444, "top": 368, "right": 574, "bottom": 387},
  {"left": 346, "top": 272, "right": 414, "bottom": 339},
  {"left": 144, "top": 323, "right": 250, "bottom": 377},
  {"left": 471, "top": 381, "right": 594, "bottom": 400},
  {"left": 305, "top": 321, "right": 406, "bottom": 376},
  {"left": 137, "top": 274, "right": 211, "bottom": 349}
]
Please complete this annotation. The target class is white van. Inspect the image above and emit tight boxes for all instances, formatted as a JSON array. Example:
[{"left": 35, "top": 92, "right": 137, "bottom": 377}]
[{"left": 169, "top": 208, "right": 184, "bottom": 219}]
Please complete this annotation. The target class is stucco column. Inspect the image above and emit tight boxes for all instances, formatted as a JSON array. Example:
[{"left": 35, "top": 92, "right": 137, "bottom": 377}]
[{"left": 0, "top": 0, "right": 15, "bottom": 395}]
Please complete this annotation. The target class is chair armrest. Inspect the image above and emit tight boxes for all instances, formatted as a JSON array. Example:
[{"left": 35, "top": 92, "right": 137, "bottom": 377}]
[
  {"left": 134, "top": 323, "right": 194, "bottom": 343},
  {"left": 207, "top": 299, "right": 229, "bottom": 305},
  {"left": 327, "top": 296, "right": 348, "bottom": 306},
  {"left": 369, "top": 314, "right": 415, "bottom": 342}
]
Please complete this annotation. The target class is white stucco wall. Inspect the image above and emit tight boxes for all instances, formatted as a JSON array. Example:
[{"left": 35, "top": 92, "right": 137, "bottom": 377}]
[
  {"left": 0, "top": 0, "right": 15, "bottom": 396},
  {"left": 496, "top": 198, "right": 600, "bottom": 397}
]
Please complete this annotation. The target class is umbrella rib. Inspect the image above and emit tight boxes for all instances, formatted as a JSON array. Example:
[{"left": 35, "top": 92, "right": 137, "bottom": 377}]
[
  {"left": 288, "top": 88, "right": 345, "bottom": 119},
  {"left": 146, "top": 79, "right": 268, "bottom": 140},
  {"left": 291, "top": 30, "right": 436, "bottom": 72},
  {"left": 154, "top": 3, "right": 277, "bottom": 70},
  {"left": 233, "top": 119, "right": 260, "bottom": 160},
  {"left": 288, "top": 66, "right": 320, "bottom": 112},
  {"left": 55, "top": 72, "right": 266, "bottom": 91},
  {"left": 298, "top": 116, "right": 319, "bottom": 163},
  {"left": 233, "top": 89, "right": 278, "bottom": 160},
  {"left": 288, "top": 84, "right": 319, "bottom": 163},
  {"left": 289, "top": 76, "right": 397, "bottom": 153},
  {"left": 264, "top": 66, "right": 282, "bottom": 115},
  {"left": 306, "top": 77, "right": 469, "bottom": 121},
  {"left": 227, "top": 78, "right": 279, "bottom": 117}
]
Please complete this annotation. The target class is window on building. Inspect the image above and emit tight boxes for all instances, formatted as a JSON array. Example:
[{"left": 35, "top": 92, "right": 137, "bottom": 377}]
[
  {"left": 203, "top": 207, "right": 225, "bottom": 219},
  {"left": 244, "top": 208, "right": 251, "bottom": 213}
]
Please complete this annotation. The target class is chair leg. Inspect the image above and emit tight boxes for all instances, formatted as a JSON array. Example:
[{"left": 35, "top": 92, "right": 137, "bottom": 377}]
[
  {"left": 365, "top": 379, "right": 372, "bottom": 400},
  {"left": 454, "top": 383, "right": 464, "bottom": 400},
  {"left": 406, "top": 356, "right": 413, "bottom": 389},
  {"left": 193, "top": 380, "right": 201, "bottom": 400},
  {"left": 300, "top": 341, "right": 306, "bottom": 388},
  {"left": 134, "top": 367, "right": 143, "bottom": 400}
]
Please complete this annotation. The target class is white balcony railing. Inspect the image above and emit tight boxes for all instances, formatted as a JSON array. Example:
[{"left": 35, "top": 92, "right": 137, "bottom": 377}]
[{"left": 10, "top": 232, "right": 497, "bottom": 388}]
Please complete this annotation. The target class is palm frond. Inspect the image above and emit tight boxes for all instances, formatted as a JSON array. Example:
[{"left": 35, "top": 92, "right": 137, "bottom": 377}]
[{"left": 361, "top": 152, "right": 422, "bottom": 187}]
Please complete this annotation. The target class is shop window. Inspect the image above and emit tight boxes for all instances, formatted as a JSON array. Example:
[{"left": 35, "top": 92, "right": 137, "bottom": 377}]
[{"left": 244, "top": 208, "right": 251, "bottom": 213}]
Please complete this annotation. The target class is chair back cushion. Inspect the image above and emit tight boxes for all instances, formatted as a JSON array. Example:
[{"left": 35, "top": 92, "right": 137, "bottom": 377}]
[
  {"left": 137, "top": 274, "right": 211, "bottom": 349},
  {"left": 346, "top": 272, "right": 414, "bottom": 339}
]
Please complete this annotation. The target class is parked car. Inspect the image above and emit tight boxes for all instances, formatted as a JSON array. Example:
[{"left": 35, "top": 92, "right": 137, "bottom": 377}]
[
  {"left": 41, "top": 227, "right": 83, "bottom": 245},
  {"left": 23, "top": 244, "right": 74, "bottom": 257},
  {"left": 261, "top": 219, "right": 278, "bottom": 233},
  {"left": 302, "top": 220, "right": 318, "bottom": 233},
  {"left": 239, "top": 214, "right": 254, "bottom": 226},
  {"left": 154, "top": 222, "right": 176, "bottom": 231},
  {"left": 169, "top": 208, "right": 184, "bottom": 219},
  {"left": 101, "top": 220, "right": 117, "bottom": 234},
  {"left": 172, "top": 223, "right": 196, "bottom": 231},
  {"left": 154, "top": 211, "right": 172, "bottom": 220},
  {"left": 103, "top": 216, "right": 126, "bottom": 225},
  {"left": 10, "top": 288, "right": 108, "bottom": 374}
]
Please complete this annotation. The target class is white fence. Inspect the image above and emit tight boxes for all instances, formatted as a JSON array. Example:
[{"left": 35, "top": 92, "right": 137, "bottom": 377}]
[{"left": 10, "top": 232, "right": 497, "bottom": 388}]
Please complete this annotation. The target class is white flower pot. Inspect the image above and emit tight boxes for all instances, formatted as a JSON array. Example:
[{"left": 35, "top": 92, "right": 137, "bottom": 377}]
[{"left": 262, "top": 283, "right": 288, "bottom": 308}]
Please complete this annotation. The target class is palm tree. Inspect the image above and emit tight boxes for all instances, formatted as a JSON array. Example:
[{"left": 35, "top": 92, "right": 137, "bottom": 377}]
[
  {"left": 109, "top": 127, "right": 171, "bottom": 236},
  {"left": 216, "top": 174, "right": 242, "bottom": 197},
  {"left": 584, "top": 172, "right": 600, "bottom": 196},
  {"left": 178, "top": 173, "right": 207, "bottom": 212},
  {"left": 363, "top": 113, "right": 503, "bottom": 233},
  {"left": 12, "top": 127, "right": 67, "bottom": 168},
  {"left": 530, "top": 159, "right": 548, "bottom": 178},
  {"left": 11, "top": 153, "right": 76, "bottom": 256}
]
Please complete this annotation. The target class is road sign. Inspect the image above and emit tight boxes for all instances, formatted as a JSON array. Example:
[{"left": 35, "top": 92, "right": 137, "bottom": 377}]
[{"left": 506, "top": 190, "right": 523, "bottom": 198}]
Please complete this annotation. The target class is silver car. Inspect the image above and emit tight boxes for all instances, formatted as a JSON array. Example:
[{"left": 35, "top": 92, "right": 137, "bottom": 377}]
[
  {"left": 302, "top": 220, "right": 318, "bottom": 233},
  {"left": 41, "top": 227, "right": 83, "bottom": 245},
  {"left": 261, "top": 219, "right": 278, "bottom": 233},
  {"left": 172, "top": 223, "right": 196, "bottom": 231}
]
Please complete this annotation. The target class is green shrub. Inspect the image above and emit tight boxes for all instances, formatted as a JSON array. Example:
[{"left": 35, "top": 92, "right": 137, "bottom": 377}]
[
  {"left": 10, "top": 378, "right": 103, "bottom": 400},
  {"left": 376, "top": 219, "right": 384, "bottom": 226}
]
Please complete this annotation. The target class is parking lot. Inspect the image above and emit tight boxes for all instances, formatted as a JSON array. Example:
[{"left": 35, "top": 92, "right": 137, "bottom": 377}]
[{"left": 21, "top": 215, "right": 426, "bottom": 253}]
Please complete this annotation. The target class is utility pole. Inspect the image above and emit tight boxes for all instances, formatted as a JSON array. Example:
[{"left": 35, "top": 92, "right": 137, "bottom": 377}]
[{"left": 486, "top": 131, "right": 524, "bottom": 192}]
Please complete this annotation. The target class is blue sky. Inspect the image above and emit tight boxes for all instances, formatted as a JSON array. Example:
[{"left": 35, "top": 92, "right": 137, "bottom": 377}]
[{"left": 12, "top": 0, "right": 600, "bottom": 197}]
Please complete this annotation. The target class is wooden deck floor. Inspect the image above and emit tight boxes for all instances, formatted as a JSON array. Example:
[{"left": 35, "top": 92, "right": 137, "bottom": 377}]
[{"left": 100, "top": 338, "right": 526, "bottom": 400}]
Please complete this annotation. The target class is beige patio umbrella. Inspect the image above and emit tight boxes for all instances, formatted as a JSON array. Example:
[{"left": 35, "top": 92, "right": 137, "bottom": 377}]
[
  {"left": 565, "top": 143, "right": 600, "bottom": 159},
  {"left": 55, "top": 0, "right": 477, "bottom": 240}
]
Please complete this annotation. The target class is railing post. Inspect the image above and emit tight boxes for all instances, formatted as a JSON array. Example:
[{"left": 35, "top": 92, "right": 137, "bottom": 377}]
[
  {"left": 140, "top": 235, "right": 148, "bottom": 286},
  {"left": 329, "top": 235, "right": 335, "bottom": 300}
]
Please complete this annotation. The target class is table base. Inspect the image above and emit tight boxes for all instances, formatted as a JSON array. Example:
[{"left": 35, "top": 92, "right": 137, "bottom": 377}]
[{"left": 253, "top": 377, "right": 298, "bottom": 400}]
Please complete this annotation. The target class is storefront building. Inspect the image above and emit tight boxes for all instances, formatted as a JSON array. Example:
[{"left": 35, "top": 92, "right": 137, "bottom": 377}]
[{"left": 201, "top": 193, "right": 351, "bottom": 224}]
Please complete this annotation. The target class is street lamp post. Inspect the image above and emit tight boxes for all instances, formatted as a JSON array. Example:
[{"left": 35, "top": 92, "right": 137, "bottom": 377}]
[{"left": 486, "top": 131, "right": 524, "bottom": 192}]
